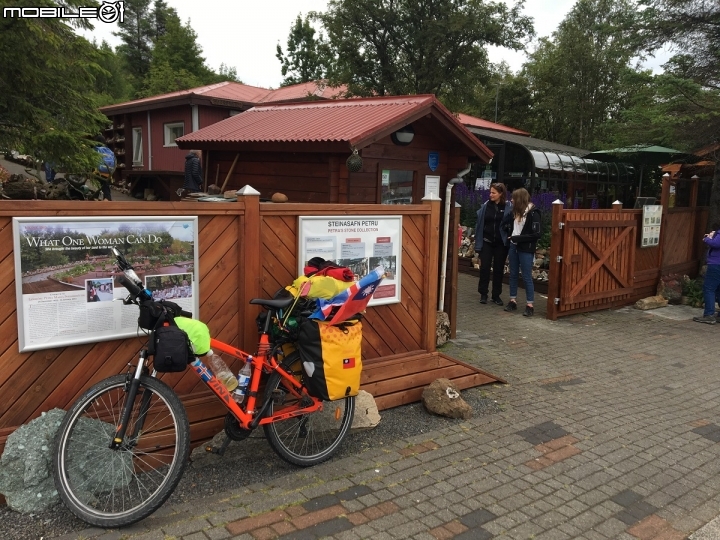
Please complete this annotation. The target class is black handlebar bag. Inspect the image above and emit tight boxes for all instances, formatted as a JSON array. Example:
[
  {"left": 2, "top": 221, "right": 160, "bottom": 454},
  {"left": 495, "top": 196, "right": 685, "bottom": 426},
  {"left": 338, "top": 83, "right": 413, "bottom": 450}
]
[{"left": 143, "top": 301, "right": 193, "bottom": 373}]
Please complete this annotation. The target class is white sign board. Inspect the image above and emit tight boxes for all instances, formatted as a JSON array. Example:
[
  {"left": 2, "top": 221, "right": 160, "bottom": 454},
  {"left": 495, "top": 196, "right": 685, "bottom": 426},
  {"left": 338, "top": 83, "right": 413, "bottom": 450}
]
[
  {"left": 13, "top": 216, "right": 199, "bottom": 352},
  {"left": 641, "top": 205, "right": 662, "bottom": 248},
  {"left": 424, "top": 175, "right": 440, "bottom": 199},
  {"left": 298, "top": 216, "right": 402, "bottom": 306}
]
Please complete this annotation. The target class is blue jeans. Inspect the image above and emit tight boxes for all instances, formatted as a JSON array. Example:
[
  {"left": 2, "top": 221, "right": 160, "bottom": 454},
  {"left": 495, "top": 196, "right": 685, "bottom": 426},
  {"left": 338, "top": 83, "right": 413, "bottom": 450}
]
[
  {"left": 703, "top": 264, "right": 720, "bottom": 316},
  {"left": 508, "top": 243, "right": 534, "bottom": 304}
]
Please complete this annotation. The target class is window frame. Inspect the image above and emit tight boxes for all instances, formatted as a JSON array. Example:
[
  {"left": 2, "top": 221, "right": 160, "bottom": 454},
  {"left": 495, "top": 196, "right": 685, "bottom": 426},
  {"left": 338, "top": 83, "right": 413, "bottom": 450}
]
[
  {"left": 132, "top": 127, "right": 143, "bottom": 166},
  {"left": 163, "top": 121, "right": 185, "bottom": 147}
]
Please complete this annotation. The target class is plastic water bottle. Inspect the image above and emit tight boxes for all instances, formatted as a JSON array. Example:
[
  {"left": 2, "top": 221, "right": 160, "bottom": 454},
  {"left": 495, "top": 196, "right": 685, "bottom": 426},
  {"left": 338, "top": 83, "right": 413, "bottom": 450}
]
[
  {"left": 232, "top": 358, "right": 252, "bottom": 404},
  {"left": 206, "top": 350, "right": 238, "bottom": 392}
]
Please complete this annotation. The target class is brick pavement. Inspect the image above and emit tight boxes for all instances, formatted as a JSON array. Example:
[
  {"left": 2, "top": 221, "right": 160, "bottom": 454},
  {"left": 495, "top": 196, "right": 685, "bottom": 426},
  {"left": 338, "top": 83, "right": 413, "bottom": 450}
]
[{"left": 53, "top": 273, "right": 720, "bottom": 540}]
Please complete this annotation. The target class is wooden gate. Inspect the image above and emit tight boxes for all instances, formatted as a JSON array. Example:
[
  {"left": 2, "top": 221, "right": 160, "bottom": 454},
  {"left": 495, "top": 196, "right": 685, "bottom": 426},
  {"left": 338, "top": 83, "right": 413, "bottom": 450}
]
[{"left": 547, "top": 202, "right": 638, "bottom": 319}]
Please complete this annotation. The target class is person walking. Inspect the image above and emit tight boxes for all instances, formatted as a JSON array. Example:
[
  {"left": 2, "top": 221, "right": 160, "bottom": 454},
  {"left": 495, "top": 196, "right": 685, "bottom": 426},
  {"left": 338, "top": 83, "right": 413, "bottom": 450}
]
[
  {"left": 693, "top": 222, "right": 720, "bottom": 324},
  {"left": 183, "top": 150, "right": 203, "bottom": 193},
  {"left": 474, "top": 182, "right": 512, "bottom": 305},
  {"left": 504, "top": 188, "right": 542, "bottom": 317}
]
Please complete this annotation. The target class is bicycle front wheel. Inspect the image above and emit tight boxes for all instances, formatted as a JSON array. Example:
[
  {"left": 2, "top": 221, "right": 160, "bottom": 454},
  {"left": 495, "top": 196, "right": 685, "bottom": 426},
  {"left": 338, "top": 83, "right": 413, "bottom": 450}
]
[
  {"left": 263, "top": 354, "right": 355, "bottom": 467},
  {"left": 54, "top": 374, "right": 190, "bottom": 528}
]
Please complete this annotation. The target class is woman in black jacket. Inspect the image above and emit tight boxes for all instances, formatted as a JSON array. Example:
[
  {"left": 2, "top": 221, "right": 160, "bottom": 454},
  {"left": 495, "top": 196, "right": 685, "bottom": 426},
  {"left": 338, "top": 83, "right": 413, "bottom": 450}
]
[
  {"left": 503, "top": 188, "right": 542, "bottom": 317},
  {"left": 474, "top": 183, "right": 512, "bottom": 305}
]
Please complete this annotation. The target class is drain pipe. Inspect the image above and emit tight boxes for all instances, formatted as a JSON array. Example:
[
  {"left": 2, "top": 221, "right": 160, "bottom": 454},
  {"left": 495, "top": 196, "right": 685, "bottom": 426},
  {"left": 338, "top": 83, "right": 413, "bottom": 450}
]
[{"left": 439, "top": 166, "right": 471, "bottom": 312}]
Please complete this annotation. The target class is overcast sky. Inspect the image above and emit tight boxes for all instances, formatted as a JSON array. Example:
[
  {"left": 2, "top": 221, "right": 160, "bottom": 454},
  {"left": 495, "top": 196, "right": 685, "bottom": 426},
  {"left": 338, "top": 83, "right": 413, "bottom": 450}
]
[{"left": 79, "top": 0, "right": 669, "bottom": 89}]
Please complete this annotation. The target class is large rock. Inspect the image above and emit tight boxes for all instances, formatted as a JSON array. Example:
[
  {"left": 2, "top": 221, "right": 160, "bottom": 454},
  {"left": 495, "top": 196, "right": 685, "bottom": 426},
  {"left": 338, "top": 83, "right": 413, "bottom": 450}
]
[
  {"left": 421, "top": 378, "right": 472, "bottom": 419},
  {"left": 635, "top": 295, "right": 669, "bottom": 310},
  {"left": 0, "top": 409, "right": 65, "bottom": 513},
  {"left": 436, "top": 311, "right": 450, "bottom": 346},
  {"left": 657, "top": 274, "right": 683, "bottom": 304},
  {"left": 351, "top": 390, "right": 381, "bottom": 430}
]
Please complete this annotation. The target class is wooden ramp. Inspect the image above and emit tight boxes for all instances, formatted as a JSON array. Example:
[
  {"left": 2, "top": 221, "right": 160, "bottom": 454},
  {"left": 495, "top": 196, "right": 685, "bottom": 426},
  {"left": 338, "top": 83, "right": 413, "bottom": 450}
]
[{"left": 360, "top": 350, "right": 505, "bottom": 411}]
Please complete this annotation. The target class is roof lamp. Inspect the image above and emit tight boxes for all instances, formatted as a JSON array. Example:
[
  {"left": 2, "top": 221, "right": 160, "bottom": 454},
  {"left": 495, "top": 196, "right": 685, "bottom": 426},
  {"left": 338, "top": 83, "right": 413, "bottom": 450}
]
[{"left": 391, "top": 125, "right": 414, "bottom": 146}]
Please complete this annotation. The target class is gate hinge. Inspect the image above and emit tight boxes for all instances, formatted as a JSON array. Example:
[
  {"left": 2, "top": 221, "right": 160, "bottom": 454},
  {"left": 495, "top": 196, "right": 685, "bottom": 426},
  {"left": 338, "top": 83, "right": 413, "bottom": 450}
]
[
  {"left": 554, "top": 298, "right": 560, "bottom": 305},
  {"left": 556, "top": 256, "right": 563, "bottom": 263},
  {"left": 558, "top": 222, "right": 564, "bottom": 229}
]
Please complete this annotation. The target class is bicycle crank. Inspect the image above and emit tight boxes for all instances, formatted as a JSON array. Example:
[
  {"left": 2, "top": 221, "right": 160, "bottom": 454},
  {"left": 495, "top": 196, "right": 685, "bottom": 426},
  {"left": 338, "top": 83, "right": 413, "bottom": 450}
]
[{"left": 224, "top": 412, "right": 252, "bottom": 441}]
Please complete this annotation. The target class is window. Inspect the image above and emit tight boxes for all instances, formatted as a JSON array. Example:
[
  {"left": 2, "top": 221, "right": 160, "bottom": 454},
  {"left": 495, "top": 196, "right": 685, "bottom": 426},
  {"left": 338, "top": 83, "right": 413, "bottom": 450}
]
[
  {"left": 381, "top": 169, "right": 414, "bottom": 204},
  {"left": 164, "top": 122, "right": 184, "bottom": 147},
  {"left": 132, "top": 127, "right": 143, "bottom": 165}
]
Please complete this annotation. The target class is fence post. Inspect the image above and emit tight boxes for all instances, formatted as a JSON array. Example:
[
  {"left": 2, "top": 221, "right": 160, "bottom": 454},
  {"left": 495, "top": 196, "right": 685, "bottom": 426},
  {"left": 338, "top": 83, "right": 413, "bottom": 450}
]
[
  {"left": 613, "top": 201, "right": 623, "bottom": 213},
  {"left": 237, "top": 186, "right": 261, "bottom": 352},
  {"left": 423, "top": 195, "right": 441, "bottom": 352},
  {"left": 546, "top": 200, "right": 565, "bottom": 320}
]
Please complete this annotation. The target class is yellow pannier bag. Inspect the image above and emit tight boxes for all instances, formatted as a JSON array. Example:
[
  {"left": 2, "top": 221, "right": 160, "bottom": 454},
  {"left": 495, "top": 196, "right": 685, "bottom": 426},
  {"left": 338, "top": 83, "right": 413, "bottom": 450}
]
[
  {"left": 289, "top": 275, "right": 353, "bottom": 300},
  {"left": 297, "top": 318, "right": 362, "bottom": 401}
]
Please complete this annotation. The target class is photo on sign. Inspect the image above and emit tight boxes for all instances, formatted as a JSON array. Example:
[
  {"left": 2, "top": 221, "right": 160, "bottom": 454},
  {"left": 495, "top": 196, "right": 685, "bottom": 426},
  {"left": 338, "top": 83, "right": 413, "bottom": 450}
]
[
  {"left": 369, "top": 256, "right": 397, "bottom": 280},
  {"left": 85, "top": 278, "right": 113, "bottom": 303},
  {"left": 146, "top": 273, "right": 194, "bottom": 301},
  {"left": 336, "top": 258, "right": 369, "bottom": 280}
]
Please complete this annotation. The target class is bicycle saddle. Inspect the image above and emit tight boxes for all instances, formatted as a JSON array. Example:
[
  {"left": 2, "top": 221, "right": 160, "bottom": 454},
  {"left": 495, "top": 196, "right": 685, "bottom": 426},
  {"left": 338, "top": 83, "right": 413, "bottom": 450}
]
[{"left": 249, "top": 296, "right": 295, "bottom": 310}]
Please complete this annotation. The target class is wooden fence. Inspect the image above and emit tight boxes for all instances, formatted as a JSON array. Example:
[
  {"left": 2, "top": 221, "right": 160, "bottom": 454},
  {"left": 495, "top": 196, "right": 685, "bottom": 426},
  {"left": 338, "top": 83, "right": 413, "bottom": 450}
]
[
  {"left": 546, "top": 193, "right": 708, "bottom": 319},
  {"left": 0, "top": 195, "right": 499, "bottom": 456}
]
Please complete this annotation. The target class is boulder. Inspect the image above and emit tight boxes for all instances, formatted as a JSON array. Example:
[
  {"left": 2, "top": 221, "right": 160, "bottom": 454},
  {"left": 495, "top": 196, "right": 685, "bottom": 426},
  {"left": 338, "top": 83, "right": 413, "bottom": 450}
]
[
  {"left": 635, "top": 295, "right": 669, "bottom": 310},
  {"left": 351, "top": 390, "right": 381, "bottom": 430},
  {"left": 436, "top": 311, "right": 450, "bottom": 346},
  {"left": 421, "top": 378, "right": 472, "bottom": 419},
  {"left": 0, "top": 409, "right": 65, "bottom": 513},
  {"left": 657, "top": 274, "right": 683, "bottom": 304},
  {"left": 271, "top": 192, "right": 288, "bottom": 203}
]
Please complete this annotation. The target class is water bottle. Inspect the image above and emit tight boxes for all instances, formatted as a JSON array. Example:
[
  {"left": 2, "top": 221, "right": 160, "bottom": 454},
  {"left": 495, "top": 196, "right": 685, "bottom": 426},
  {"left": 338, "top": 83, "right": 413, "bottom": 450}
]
[
  {"left": 205, "top": 350, "right": 238, "bottom": 392},
  {"left": 232, "top": 358, "right": 252, "bottom": 404}
]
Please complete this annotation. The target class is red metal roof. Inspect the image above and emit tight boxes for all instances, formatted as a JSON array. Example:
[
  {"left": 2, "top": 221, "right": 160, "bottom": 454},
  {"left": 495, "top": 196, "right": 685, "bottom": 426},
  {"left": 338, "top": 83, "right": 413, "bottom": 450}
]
[
  {"left": 456, "top": 113, "right": 530, "bottom": 136},
  {"left": 176, "top": 95, "right": 492, "bottom": 160},
  {"left": 100, "top": 81, "right": 346, "bottom": 114}
]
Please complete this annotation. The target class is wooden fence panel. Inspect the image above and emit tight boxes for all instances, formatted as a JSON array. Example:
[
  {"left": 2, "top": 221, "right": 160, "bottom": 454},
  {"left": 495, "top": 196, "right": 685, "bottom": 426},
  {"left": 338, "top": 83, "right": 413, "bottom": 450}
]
[{"left": 0, "top": 197, "right": 498, "bottom": 457}]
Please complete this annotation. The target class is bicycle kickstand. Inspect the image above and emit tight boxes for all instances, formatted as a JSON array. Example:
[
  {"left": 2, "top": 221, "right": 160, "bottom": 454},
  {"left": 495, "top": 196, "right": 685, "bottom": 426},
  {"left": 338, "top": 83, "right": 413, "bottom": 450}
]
[{"left": 206, "top": 435, "right": 232, "bottom": 456}]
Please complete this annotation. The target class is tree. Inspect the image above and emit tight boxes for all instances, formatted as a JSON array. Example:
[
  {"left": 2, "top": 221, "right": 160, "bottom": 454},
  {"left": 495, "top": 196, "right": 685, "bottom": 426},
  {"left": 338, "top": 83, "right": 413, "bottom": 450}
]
[
  {"left": 315, "top": 0, "right": 534, "bottom": 101},
  {"left": 638, "top": 0, "right": 720, "bottom": 228},
  {"left": 114, "top": 0, "right": 154, "bottom": 89},
  {"left": 0, "top": 0, "right": 110, "bottom": 171},
  {"left": 276, "top": 14, "right": 333, "bottom": 87},
  {"left": 522, "top": 0, "right": 645, "bottom": 149},
  {"left": 91, "top": 40, "right": 133, "bottom": 105}
]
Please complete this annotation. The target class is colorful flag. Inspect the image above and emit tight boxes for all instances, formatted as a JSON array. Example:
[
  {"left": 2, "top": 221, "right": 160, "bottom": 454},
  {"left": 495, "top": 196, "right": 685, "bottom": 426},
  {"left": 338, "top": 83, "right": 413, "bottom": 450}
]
[
  {"left": 343, "top": 357, "right": 356, "bottom": 369},
  {"left": 310, "top": 266, "right": 385, "bottom": 323}
]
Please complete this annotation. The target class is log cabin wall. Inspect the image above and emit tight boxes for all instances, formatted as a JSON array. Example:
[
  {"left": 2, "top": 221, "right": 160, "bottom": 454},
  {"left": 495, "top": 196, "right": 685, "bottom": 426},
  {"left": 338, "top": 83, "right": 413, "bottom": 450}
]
[{"left": 0, "top": 196, "right": 440, "bottom": 456}]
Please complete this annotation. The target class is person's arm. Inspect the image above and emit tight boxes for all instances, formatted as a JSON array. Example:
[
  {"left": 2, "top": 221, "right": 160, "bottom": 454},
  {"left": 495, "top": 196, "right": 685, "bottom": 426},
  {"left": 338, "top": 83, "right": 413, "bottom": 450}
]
[
  {"left": 511, "top": 209, "right": 542, "bottom": 243},
  {"left": 704, "top": 231, "right": 720, "bottom": 248},
  {"left": 474, "top": 204, "right": 485, "bottom": 252}
]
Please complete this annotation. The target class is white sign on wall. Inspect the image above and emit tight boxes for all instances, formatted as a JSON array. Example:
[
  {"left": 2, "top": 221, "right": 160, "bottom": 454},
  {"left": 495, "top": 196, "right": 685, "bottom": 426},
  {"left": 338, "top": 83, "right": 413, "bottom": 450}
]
[
  {"left": 298, "top": 215, "right": 402, "bottom": 306},
  {"left": 13, "top": 216, "right": 199, "bottom": 352},
  {"left": 641, "top": 205, "right": 662, "bottom": 248}
]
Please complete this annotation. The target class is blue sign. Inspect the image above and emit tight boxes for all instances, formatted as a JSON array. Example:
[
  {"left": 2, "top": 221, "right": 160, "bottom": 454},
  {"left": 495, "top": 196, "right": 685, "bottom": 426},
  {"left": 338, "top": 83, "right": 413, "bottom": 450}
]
[{"left": 428, "top": 152, "right": 439, "bottom": 172}]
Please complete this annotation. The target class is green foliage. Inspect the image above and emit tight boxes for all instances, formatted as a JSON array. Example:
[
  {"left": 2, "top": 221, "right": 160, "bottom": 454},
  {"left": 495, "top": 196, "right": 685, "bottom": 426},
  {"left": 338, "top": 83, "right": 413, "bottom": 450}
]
[
  {"left": 113, "top": 0, "right": 154, "bottom": 88},
  {"left": 315, "top": 0, "right": 534, "bottom": 101},
  {"left": 682, "top": 275, "right": 704, "bottom": 308},
  {"left": 276, "top": 14, "right": 333, "bottom": 86},
  {"left": 0, "top": 0, "right": 110, "bottom": 170}
]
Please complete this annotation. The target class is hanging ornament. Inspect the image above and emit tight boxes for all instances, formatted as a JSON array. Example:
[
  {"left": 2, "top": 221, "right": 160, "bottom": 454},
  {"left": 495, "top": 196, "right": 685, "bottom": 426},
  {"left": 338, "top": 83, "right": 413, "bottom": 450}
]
[{"left": 346, "top": 148, "right": 363, "bottom": 173}]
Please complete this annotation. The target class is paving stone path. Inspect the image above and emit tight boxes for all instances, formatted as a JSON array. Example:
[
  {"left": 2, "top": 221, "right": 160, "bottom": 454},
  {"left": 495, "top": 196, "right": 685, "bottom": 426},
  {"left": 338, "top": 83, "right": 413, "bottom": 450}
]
[{"left": 52, "top": 273, "right": 720, "bottom": 540}]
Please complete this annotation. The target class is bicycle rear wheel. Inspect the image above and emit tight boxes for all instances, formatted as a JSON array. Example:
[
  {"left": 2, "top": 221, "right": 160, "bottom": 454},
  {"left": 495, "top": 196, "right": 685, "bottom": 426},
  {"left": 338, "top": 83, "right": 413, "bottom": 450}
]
[
  {"left": 263, "top": 353, "right": 355, "bottom": 467},
  {"left": 54, "top": 374, "right": 190, "bottom": 528}
]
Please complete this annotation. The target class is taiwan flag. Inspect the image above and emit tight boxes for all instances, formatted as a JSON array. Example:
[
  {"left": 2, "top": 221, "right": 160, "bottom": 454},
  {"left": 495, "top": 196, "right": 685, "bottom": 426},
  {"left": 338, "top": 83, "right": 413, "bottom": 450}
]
[{"left": 310, "top": 266, "right": 384, "bottom": 324}]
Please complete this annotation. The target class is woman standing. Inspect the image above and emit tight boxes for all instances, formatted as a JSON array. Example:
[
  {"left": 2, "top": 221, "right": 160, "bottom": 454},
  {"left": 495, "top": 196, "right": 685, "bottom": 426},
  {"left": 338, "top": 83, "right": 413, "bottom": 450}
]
[
  {"left": 504, "top": 188, "right": 542, "bottom": 317},
  {"left": 474, "top": 183, "right": 513, "bottom": 305}
]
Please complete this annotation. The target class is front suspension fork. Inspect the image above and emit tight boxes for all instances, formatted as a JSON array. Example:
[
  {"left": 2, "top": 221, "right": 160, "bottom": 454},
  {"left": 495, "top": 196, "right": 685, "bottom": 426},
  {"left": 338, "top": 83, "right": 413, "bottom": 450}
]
[{"left": 110, "top": 350, "right": 151, "bottom": 449}]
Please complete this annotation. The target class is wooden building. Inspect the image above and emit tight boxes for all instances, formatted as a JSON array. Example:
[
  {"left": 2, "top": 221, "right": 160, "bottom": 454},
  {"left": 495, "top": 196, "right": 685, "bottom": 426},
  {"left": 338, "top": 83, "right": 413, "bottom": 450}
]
[
  {"left": 98, "top": 81, "right": 345, "bottom": 200},
  {"left": 175, "top": 95, "right": 493, "bottom": 204}
]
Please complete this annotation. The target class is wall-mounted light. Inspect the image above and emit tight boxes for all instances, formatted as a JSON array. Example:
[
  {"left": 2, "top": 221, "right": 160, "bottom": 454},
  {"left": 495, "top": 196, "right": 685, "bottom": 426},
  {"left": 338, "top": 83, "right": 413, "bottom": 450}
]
[{"left": 391, "top": 125, "right": 414, "bottom": 146}]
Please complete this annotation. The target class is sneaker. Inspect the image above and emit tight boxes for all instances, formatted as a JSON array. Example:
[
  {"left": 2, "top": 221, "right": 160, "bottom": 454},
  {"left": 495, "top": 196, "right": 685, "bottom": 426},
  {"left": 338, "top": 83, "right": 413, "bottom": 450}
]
[
  {"left": 523, "top": 305, "right": 534, "bottom": 317},
  {"left": 492, "top": 296, "right": 503, "bottom": 306},
  {"left": 693, "top": 315, "right": 717, "bottom": 325},
  {"left": 480, "top": 295, "right": 488, "bottom": 304},
  {"left": 504, "top": 301, "right": 517, "bottom": 312}
]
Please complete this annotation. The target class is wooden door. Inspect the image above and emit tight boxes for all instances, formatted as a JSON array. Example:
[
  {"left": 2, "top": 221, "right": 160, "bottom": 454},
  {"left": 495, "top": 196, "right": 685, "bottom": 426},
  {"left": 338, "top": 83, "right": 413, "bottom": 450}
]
[{"left": 548, "top": 209, "right": 637, "bottom": 318}]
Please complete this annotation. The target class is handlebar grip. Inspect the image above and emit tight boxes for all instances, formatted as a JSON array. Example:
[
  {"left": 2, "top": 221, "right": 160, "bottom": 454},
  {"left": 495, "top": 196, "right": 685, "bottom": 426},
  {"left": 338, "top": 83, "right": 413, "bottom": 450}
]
[
  {"left": 180, "top": 310, "right": 193, "bottom": 318},
  {"left": 118, "top": 275, "right": 143, "bottom": 297}
]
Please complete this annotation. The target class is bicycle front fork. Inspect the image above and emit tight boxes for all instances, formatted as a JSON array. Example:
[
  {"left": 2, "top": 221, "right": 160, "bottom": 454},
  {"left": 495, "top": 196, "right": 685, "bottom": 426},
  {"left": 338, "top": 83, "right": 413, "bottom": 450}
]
[{"left": 109, "top": 350, "right": 152, "bottom": 450}]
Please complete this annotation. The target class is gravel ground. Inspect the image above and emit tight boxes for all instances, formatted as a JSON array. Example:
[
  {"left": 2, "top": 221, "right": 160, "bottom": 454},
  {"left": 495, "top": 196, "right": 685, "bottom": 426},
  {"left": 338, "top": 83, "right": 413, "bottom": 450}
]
[{"left": 0, "top": 387, "right": 502, "bottom": 540}]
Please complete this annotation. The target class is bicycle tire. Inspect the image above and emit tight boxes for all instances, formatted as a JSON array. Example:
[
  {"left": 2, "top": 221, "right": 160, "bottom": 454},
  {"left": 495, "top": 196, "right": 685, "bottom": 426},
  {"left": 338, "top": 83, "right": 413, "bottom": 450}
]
[
  {"left": 53, "top": 374, "right": 190, "bottom": 528},
  {"left": 263, "top": 353, "right": 354, "bottom": 467}
]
